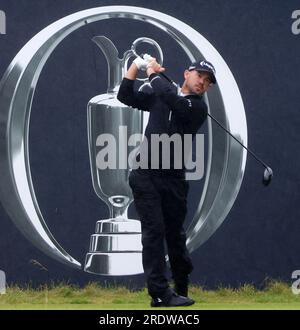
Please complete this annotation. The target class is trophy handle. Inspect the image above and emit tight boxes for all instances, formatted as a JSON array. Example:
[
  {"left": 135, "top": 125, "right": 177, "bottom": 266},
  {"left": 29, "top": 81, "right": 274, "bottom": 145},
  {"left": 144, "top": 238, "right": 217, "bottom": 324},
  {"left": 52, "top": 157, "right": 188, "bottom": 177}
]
[
  {"left": 122, "top": 37, "right": 164, "bottom": 83},
  {"left": 131, "top": 37, "right": 164, "bottom": 82},
  {"left": 93, "top": 36, "right": 164, "bottom": 86}
]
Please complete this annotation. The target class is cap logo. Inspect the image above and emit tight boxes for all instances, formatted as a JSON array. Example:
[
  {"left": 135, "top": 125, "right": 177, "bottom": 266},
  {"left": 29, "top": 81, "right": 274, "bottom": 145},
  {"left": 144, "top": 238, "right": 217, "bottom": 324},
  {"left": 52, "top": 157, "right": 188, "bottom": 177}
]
[{"left": 200, "top": 60, "right": 216, "bottom": 74}]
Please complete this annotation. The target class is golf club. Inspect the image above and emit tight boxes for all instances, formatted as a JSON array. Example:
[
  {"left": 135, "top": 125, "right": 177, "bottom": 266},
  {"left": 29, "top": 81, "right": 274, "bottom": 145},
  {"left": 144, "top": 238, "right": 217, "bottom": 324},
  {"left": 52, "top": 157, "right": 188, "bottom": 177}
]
[{"left": 157, "top": 72, "right": 273, "bottom": 186}]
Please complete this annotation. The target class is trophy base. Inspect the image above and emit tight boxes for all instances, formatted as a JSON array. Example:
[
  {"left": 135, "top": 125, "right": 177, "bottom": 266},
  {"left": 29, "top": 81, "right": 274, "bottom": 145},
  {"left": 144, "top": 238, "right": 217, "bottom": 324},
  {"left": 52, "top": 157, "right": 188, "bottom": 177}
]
[
  {"left": 84, "top": 252, "right": 143, "bottom": 275},
  {"left": 90, "top": 233, "right": 142, "bottom": 252},
  {"left": 84, "top": 218, "right": 143, "bottom": 276},
  {"left": 96, "top": 218, "right": 141, "bottom": 233}
]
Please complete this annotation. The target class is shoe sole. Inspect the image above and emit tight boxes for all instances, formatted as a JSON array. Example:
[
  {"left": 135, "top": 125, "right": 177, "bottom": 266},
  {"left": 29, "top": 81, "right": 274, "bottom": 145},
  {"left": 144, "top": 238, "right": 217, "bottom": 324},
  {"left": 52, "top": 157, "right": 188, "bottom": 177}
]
[{"left": 151, "top": 300, "right": 195, "bottom": 307}]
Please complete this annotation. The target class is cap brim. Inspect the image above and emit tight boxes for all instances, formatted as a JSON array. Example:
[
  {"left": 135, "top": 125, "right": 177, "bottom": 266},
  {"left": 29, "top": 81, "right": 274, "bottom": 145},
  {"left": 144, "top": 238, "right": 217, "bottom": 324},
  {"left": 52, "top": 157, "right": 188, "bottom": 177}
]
[{"left": 195, "top": 69, "right": 216, "bottom": 84}]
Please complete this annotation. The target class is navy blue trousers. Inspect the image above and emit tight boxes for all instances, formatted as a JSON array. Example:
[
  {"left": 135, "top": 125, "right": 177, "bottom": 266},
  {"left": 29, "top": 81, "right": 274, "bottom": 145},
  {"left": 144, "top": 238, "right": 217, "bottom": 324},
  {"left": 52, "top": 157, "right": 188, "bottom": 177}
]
[{"left": 129, "top": 169, "right": 193, "bottom": 298}]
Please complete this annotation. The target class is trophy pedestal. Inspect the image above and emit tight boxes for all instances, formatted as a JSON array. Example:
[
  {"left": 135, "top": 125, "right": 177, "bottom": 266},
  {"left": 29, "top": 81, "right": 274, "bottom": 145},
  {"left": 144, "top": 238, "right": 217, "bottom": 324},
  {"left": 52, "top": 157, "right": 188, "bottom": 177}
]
[{"left": 84, "top": 218, "right": 143, "bottom": 275}]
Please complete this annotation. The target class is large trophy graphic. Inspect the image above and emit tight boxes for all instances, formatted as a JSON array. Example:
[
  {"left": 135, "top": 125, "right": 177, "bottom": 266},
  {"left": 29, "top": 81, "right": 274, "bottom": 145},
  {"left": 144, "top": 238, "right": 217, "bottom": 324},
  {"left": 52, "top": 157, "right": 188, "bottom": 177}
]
[
  {"left": 0, "top": 6, "right": 247, "bottom": 273},
  {"left": 84, "top": 36, "right": 163, "bottom": 275}
]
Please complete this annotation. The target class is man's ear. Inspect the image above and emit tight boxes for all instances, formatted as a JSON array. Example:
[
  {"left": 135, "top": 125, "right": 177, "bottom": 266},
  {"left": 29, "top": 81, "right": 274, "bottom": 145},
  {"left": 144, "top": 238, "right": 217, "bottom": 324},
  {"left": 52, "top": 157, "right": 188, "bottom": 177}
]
[{"left": 184, "top": 69, "right": 190, "bottom": 80}]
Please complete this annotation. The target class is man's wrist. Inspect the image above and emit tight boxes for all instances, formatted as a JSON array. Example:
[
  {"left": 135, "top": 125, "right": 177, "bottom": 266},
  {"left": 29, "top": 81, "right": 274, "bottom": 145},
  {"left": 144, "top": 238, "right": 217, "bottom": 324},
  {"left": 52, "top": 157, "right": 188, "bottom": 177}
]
[
  {"left": 125, "top": 63, "right": 139, "bottom": 80},
  {"left": 146, "top": 67, "right": 156, "bottom": 76}
]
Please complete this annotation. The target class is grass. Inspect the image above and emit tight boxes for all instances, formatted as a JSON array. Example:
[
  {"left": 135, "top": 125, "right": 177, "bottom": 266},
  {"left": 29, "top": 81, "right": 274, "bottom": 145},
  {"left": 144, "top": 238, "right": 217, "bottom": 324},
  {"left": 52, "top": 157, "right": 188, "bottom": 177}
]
[{"left": 0, "top": 281, "right": 299, "bottom": 310}]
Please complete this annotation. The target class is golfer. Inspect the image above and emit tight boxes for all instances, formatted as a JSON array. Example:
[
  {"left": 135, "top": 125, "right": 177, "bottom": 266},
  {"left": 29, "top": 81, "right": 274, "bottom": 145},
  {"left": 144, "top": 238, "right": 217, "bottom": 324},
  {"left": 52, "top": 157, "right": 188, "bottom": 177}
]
[{"left": 117, "top": 55, "right": 216, "bottom": 307}]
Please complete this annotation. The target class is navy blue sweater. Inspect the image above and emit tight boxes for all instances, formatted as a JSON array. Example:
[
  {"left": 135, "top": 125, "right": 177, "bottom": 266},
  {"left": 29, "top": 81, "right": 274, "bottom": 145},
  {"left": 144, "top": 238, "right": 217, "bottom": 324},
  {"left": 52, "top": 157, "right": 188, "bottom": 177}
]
[{"left": 117, "top": 73, "right": 207, "bottom": 176}]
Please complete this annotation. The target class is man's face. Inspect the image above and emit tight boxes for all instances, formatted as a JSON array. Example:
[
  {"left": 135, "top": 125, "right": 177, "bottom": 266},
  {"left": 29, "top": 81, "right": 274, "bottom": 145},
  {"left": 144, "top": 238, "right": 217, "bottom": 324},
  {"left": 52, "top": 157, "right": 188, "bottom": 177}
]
[{"left": 182, "top": 69, "right": 213, "bottom": 95}]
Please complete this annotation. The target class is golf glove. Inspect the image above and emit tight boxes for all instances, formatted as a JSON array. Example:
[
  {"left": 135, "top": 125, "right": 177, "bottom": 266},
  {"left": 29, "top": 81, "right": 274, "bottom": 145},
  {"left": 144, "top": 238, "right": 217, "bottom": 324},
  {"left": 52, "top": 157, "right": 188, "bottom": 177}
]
[{"left": 133, "top": 53, "right": 153, "bottom": 71}]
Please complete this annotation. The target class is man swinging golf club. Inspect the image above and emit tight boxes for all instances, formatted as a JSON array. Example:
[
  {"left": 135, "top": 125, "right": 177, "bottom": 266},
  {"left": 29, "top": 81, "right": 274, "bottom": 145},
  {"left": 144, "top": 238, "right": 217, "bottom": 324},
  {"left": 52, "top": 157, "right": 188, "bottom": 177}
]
[{"left": 117, "top": 54, "right": 216, "bottom": 307}]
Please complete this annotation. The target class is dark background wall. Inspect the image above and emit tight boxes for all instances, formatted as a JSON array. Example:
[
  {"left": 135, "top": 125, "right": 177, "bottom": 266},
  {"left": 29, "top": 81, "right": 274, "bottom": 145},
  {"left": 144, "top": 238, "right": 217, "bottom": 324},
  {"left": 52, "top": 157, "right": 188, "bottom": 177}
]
[{"left": 0, "top": 0, "right": 299, "bottom": 289}]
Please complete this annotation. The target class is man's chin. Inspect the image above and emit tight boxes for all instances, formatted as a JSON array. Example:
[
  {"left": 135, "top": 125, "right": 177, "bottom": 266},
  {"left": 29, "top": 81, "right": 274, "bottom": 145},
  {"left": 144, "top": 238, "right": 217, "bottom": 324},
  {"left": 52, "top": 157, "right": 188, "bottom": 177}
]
[
  {"left": 194, "top": 88, "right": 203, "bottom": 95},
  {"left": 194, "top": 90, "right": 203, "bottom": 96}
]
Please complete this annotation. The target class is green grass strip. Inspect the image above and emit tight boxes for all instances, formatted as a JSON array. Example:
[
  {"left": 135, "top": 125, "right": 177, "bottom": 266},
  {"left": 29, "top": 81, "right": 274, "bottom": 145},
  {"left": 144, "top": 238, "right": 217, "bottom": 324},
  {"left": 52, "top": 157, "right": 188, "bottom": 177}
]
[{"left": 0, "top": 280, "right": 299, "bottom": 310}]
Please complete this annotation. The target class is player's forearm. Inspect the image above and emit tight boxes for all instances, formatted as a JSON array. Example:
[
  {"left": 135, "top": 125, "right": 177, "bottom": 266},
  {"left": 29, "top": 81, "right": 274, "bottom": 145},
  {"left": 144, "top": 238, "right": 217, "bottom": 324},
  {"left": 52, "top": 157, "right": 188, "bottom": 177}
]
[{"left": 125, "top": 63, "right": 139, "bottom": 80}]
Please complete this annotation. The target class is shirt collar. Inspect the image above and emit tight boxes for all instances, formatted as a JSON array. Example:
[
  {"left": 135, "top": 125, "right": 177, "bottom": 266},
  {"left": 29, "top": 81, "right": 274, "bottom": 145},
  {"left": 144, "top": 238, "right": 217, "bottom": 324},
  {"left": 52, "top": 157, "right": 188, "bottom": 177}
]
[{"left": 178, "top": 87, "right": 201, "bottom": 97}]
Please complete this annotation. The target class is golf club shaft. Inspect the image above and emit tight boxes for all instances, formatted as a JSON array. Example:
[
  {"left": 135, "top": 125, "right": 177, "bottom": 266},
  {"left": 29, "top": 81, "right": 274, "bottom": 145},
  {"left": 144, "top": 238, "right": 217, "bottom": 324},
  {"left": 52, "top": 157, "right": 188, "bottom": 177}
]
[
  {"left": 206, "top": 113, "right": 269, "bottom": 170},
  {"left": 159, "top": 72, "right": 271, "bottom": 171}
]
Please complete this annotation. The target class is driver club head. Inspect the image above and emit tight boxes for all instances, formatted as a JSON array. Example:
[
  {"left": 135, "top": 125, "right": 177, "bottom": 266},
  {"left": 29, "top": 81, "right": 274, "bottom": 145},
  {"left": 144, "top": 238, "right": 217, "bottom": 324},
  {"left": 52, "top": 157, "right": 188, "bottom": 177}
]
[{"left": 263, "top": 167, "right": 273, "bottom": 186}]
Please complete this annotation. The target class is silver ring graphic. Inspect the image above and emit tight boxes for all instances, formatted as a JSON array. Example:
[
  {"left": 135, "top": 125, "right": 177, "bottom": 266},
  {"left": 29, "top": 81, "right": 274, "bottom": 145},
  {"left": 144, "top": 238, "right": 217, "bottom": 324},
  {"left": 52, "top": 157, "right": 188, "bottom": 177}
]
[{"left": 0, "top": 6, "right": 247, "bottom": 270}]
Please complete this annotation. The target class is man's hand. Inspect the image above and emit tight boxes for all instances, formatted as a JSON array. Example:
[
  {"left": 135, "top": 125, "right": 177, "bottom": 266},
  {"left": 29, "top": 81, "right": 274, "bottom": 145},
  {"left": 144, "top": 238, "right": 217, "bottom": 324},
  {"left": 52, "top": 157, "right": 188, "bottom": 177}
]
[
  {"left": 126, "top": 54, "right": 165, "bottom": 80},
  {"left": 126, "top": 54, "right": 152, "bottom": 80},
  {"left": 133, "top": 53, "right": 154, "bottom": 71},
  {"left": 133, "top": 56, "right": 149, "bottom": 71},
  {"left": 146, "top": 58, "right": 165, "bottom": 76}
]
